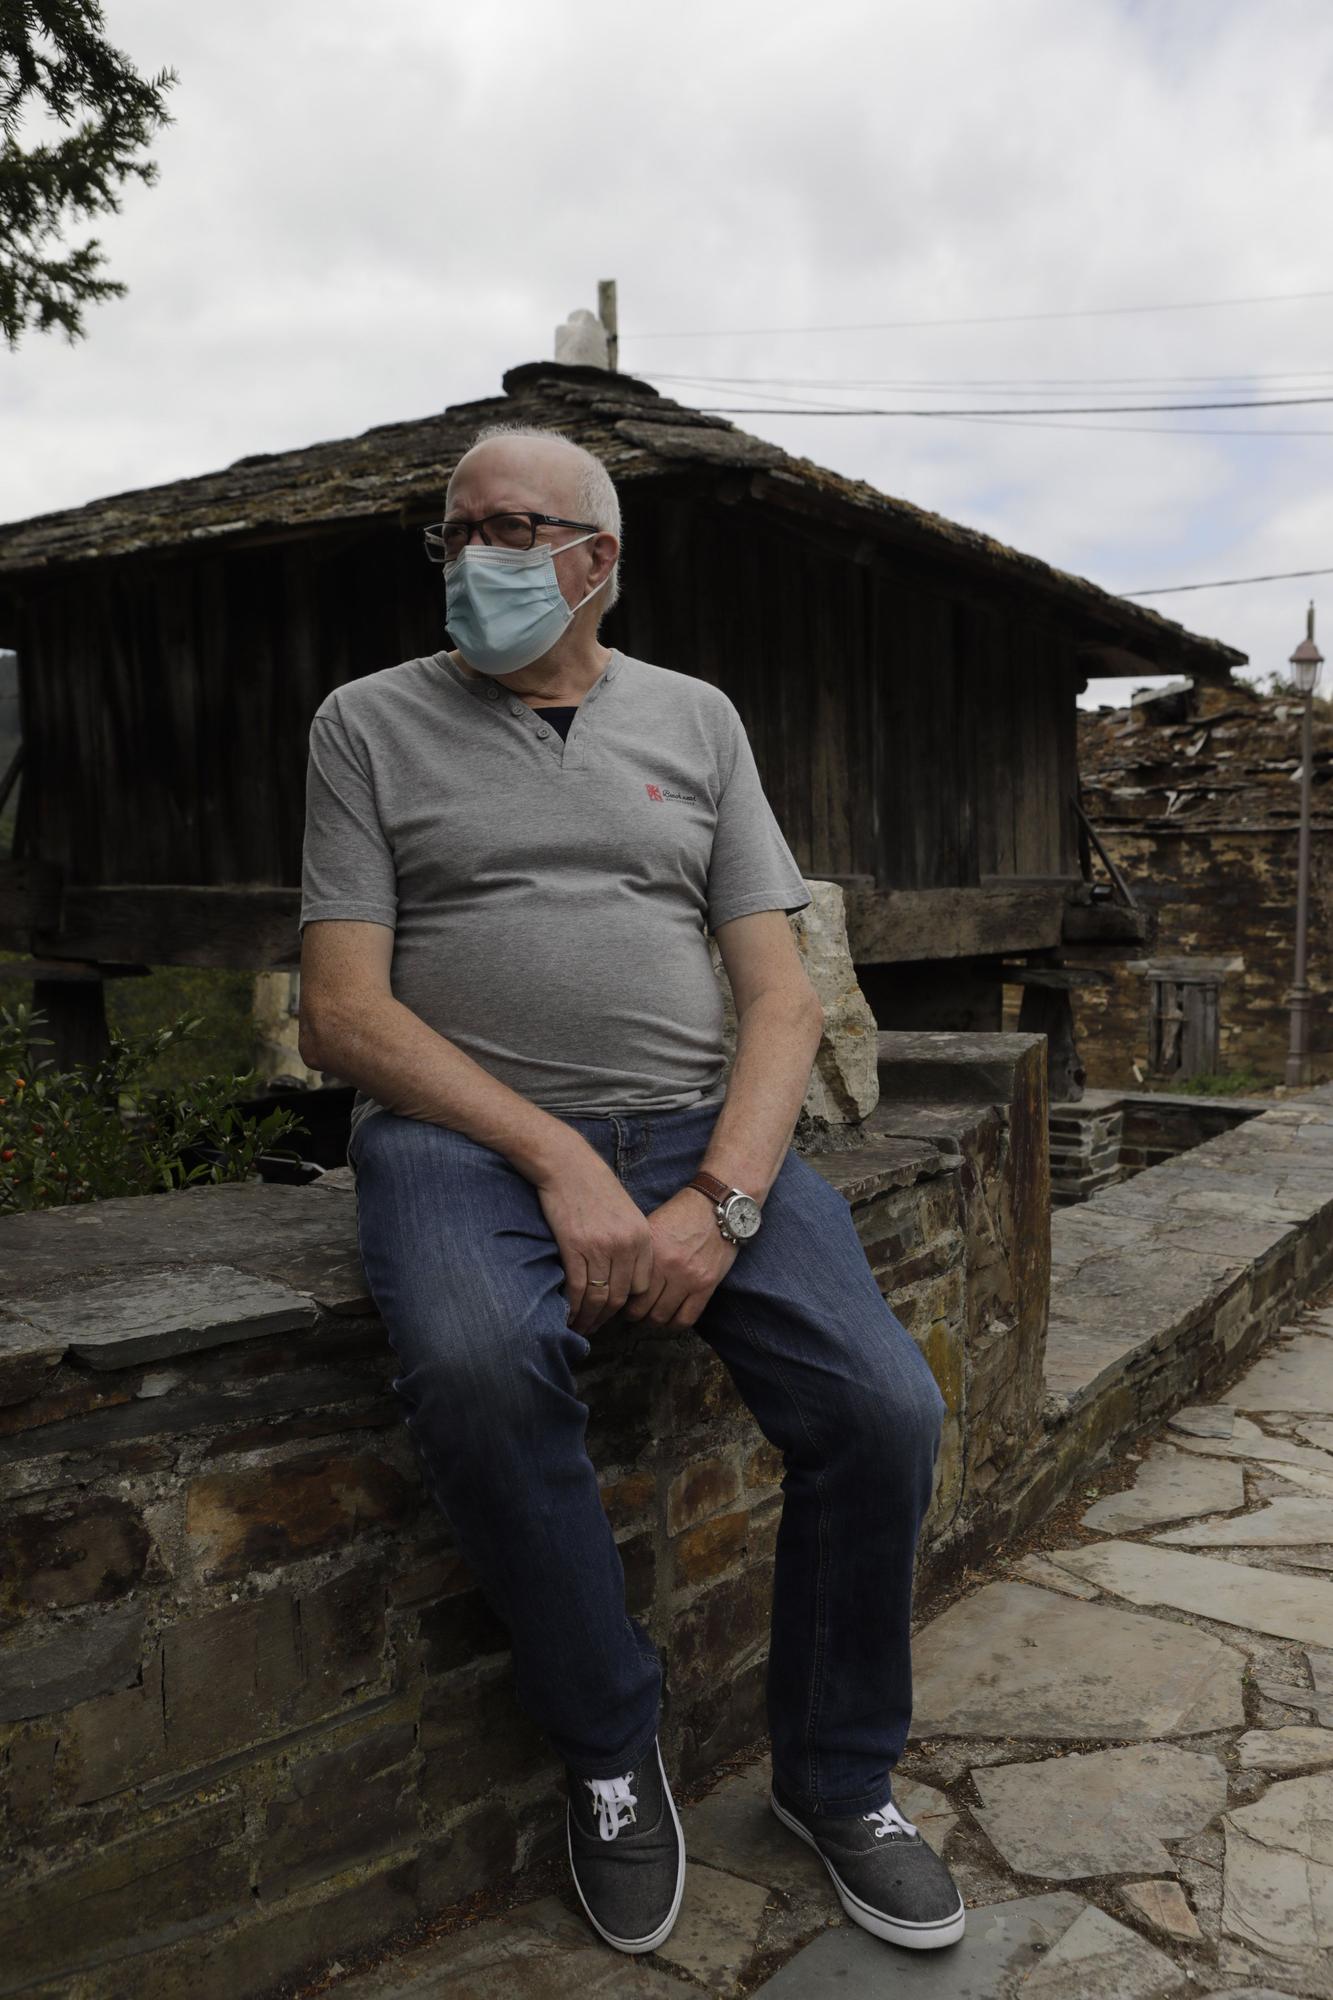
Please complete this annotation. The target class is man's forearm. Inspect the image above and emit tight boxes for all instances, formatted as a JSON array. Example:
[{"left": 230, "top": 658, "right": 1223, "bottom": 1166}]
[
  {"left": 698, "top": 991, "right": 824, "bottom": 1204},
  {"left": 304, "top": 994, "right": 582, "bottom": 1184}
]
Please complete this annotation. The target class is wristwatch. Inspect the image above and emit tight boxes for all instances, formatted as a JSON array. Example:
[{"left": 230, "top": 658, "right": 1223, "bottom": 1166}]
[{"left": 684, "top": 1170, "right": 763, "bottom": 1245}]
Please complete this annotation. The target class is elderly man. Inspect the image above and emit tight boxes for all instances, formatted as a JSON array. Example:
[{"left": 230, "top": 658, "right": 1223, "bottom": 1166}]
[{"left": 298, "top": 424, "right": 962, "bottom": 1958}]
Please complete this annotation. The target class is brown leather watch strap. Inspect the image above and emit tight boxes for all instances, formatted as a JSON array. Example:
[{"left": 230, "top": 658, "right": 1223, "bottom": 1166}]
[{"left": 685, "top": 1170, "right": 731, "bottom": 1206}]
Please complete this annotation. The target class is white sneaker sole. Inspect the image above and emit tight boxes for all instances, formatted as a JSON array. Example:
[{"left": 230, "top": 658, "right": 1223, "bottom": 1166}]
[
  {"left": 567, "top": 1739, "right": 687, "bottom": 1955},
  {"left": 770, "top": 1790, "right": 966, "bottom": 1950}
]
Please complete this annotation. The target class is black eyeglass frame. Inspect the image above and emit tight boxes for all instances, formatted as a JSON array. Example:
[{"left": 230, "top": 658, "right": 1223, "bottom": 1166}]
[{"left": 423, "top": 512, "right": 603, "bottom": 563}]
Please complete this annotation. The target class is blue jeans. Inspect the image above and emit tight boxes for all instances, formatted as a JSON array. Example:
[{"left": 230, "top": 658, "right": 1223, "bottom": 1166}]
[{"left": 348, "top": 1097, "right": 945, "bottom": 1817}]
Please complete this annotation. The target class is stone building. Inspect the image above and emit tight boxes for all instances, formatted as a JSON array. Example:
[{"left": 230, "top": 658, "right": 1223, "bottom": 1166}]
[{"left": 1071, "top": 674, "right": 1333, "bottom": 1087}]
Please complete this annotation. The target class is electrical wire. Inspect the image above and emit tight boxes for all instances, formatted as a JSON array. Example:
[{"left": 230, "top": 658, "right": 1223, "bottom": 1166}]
[
  {"left": 1122, "top": 566, "right": 1333, "bottom": 597},
  {"left": 691, "top": 395, "right": 1333, "bottom": 417},
  {"left": 626, "top": 286, "right": 1333, "bottom": 342},
  {"left": 648, "top": 367, "right": 1333, "bottom": 393}
]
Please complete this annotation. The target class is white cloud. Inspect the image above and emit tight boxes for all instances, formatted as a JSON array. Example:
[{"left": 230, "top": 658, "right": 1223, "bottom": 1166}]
[{"left": 2, "top": 0, "right": 1331, "bottom": 709}]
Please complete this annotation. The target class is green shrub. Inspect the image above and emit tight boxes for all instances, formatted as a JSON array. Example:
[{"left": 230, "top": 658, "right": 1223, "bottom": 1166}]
[
  {"left": 0, "top": 1000, "right": 308, "bottom": 1214},
  {"left": 1171, "top": 1066, "right": 1273, "bottom": 1097}
]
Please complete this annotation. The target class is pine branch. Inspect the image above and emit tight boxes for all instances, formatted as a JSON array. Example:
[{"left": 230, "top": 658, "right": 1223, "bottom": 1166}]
[{"left": 0, "top": 0, "right": 175, "bottom": 345}]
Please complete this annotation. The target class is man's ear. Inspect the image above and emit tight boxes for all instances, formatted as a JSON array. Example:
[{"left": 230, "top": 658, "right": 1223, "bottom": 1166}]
[{"left": 589, "top": 532, "right": 619, "bottom": 586}]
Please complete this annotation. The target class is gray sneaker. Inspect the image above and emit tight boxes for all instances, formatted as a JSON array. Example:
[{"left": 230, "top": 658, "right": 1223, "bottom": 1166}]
[
  {"left": 566, "top": 1737, "right": 686, "bottom": 1954},
  {"left": 771, "top": 1776, "right": 965, "bottom": 1949}
]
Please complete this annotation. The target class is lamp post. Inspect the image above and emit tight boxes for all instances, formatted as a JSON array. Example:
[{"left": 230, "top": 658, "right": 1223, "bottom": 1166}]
[{"left": 1285, "top": 602, "right": 1324, "bottom": 1087}]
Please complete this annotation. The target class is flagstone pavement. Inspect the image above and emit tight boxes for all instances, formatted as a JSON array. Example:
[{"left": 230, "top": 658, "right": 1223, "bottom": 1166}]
[{"left": 305, "top": 1290, "right": 1333, "bottom": 1999}]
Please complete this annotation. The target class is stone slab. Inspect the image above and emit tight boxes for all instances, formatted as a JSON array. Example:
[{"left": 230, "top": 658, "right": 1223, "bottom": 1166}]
[
  {"left": 1163, "top": 1428, "right": 1333, "bottom": 1491},
  {"left": 8, "top": 1264, "right": 317, "bottom": 1369},
  {"left": 1255, "top": 1681, "right": 1333, "bottom": 1728},
  {"left": 1023, "top": 1902, "right": 1188, "bottom": 1997},
  {"left": 315, "top": 1893, "right": 696, "bottom": 1996},
  {"left": 0, "top": 1316, "right": 63, "bottom": 1404},
  {"left": 972, "top": 1743, "right": 1225, "bottom": 1880},
  {"left": 677, "top": 1761, "right": 826, "bottom": 1900},
  {"left": 1081, "top": 1443, "right": 1245, "bottom": 1532},
  {"left": 0, "top": 1179, "right": 365, "bottom": 1305},
  {"left": 750, "top": 1891, "right": 1087, "bottom": 1995},
  {"left": 910, "top": 1582, "right": 1244, "bottom": 1741},
  {"left": 652, "top": 1860, "right": 770, "bottom": 1989},
  {"left": 1010, "top": 1554, "right": 1102, "bottom": 1600},
  {"left": 1228, "top": 1335, "right": 1333, "bottom": 1412},
  {"left": 1051, "top": 1540, "right": 1333, "bottom": 1651},
  {"left": 1155, "top": 1496, "right": 1333, "bottom": 1547},
  {"left": 1253, "top": 1460, "right": 1333, "bottom": 1503},
  {"left": 0, "top": 1601, "right": 144, "bottom": 1721},
  {"left": 1237, "top": 1727, "right": 1333, "bottom": 1771},
  {"left": 1309, "top": 1648, "right": 1333, "bottom": 1693},
  {"left": 1169, "top": 1404, "right": 1237, "bottom": 1439},
  {"left": 1296, "top": 1420, "right": 1333, "bottom": 1454},
  {"left": 1118, "top": 1878, "right": 1202, "bottom": 1942},
  {"left": 1223, "top": 1773, "right": 1333, "bottom": 1961}
]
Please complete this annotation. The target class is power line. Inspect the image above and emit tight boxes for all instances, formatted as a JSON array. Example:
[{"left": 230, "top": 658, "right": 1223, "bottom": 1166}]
[
  {"left": 958, "top": 417, "right": 1333, "bottom": 437},
  {"left": 1123, "top": 566, "right": 1333, "bottom": 597},
  {"left": 650, "top": 367, "right": 1333, "bottom": 392},
  {"left": 627, "top": 286, "right": 1333, "bottom": 342},
  {"left": 693, "top": 394, "right": 1333, "bottom": 417}
]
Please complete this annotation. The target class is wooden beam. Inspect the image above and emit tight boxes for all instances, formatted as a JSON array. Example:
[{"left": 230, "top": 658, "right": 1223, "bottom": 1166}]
[
  {"left": 845, "top": 883, "right": 1069, "bottom": 963},
  {"left": 13, "top": 884, "right": 304, "bottom": 971},
  {"left": 1060, "top": 901, "right": 1151, "bottom": 946},
  {"left": 1001, "top": 964, "right": 1114, "bottom": 988},
  {"left": 0, "top": 957, "right": 149, "bottom": 982},
  {"left": 0, "top": 859, "right": 62, "bottom": 937}
]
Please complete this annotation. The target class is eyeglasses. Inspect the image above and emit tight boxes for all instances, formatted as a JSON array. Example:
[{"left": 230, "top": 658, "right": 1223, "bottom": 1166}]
[{"left": 423, "top": 512, "right": 601, "bottom": 563}]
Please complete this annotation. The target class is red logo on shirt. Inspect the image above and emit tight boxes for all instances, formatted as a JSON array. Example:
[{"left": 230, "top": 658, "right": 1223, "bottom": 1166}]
[{"left": 645, "top": 783, "right": 663, "bottom": 802}]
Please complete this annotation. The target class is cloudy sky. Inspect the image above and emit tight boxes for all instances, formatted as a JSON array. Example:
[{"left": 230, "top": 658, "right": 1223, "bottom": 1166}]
[{"left": 5, "top": 0, "right": 1332, "bottom": 708}]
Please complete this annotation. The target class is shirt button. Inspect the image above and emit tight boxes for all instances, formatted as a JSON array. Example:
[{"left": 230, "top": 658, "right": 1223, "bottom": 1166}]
[
  {"left": 486, "top": 685, "right": 500, "bottom": 699},
  {"left": 537, "top": 725, "right": 550, "bottom": 738},
  {"left": 508, "top": 702, "right": 523, "bottom": 716}
]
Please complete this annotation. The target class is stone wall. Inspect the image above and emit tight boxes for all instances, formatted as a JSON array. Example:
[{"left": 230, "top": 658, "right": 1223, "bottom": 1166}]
[
  {"left": 1075, "top": 679, "right": 1333, "bottom": 1089},
  {"left": 0, "top": 1031, "right": 1048, "bottom": 2000},
  {"left": 1001, "top": 1085, "right": 1333, "bottom": 1541},
  {"left": 1048, "top": 1088, "right": 1268, "bottom": 1204},
  {"left": 1072, "top": 827, "right": 1333, "bottom": 1088},
  {"left": 1116, "top": 1090, "right": 1266, "bottom": 1174}
]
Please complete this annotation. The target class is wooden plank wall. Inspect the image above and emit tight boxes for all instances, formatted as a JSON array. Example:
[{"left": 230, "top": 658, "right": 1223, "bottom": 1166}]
[
  {"left": 4, "top": 484, "right": 1081, "bottom": 900},
  {"left": 7, "top": 528, "right": 448, "bottom": 886}
]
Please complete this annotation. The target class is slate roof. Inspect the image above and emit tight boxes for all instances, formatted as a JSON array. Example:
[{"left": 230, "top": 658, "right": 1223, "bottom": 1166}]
[
  {"left": 1079, "top": 677, "right": 1333, "bottom": 829},
  {"left": 0, "top": 359, "right": 1246, "bottom": 676}
]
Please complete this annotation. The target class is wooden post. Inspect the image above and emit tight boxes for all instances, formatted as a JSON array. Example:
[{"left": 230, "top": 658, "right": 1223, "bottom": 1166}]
[{"left": 598, "top": 279, "right": 619, "bottom": 372}]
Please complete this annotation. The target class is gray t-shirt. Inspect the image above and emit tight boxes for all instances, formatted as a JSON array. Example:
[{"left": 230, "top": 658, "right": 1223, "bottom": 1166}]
[{"left": 299, "top": 647, "right": 812, "bottom": 1144}]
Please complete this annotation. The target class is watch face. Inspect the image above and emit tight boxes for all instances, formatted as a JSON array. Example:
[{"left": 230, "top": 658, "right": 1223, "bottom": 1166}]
[{"left": 725, "top": 1194, "right": 762, "bottom": 1240}]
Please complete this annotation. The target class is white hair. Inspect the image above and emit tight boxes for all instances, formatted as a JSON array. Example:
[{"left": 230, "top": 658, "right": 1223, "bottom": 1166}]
[{"left": 454, "top": 421, "right": 622, "bottom": 614}]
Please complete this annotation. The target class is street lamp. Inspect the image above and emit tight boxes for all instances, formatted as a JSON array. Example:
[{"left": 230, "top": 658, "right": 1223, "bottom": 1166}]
[{"left": 1285, "top": 602, "right": 1324, "bottom": 1087}]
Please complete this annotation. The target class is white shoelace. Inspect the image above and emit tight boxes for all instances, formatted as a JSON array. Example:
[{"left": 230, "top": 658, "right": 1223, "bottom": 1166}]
[
  {"left": 585, "top": 1772, "right": 639, "bottom": 1840},
  {"left": 863, "top": 1800, "right": 919, "bottom": 1840}
]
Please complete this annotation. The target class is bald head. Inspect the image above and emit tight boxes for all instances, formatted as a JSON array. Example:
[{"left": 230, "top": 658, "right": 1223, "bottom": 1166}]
[{"left": 445, "top": 423, "right": 622, "bottom": 612}]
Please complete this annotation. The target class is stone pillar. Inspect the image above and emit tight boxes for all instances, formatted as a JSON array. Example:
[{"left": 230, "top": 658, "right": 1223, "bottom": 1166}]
[
  {"left": 251, "top": 971, "right": 322, "bottom": 1087},
  {"left": 708, "top": 880, "right": 880, "bottom": 1148}
]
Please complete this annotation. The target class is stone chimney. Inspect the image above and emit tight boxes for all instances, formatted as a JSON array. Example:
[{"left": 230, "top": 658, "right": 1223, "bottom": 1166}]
[{"left": 554, "top": 308, "right": 609, "bottom": 369}]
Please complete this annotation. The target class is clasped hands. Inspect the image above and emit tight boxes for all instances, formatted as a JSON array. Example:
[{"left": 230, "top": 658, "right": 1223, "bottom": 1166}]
[{"left": 536, "top": 1160, "right": 739, "bottom": 1338}]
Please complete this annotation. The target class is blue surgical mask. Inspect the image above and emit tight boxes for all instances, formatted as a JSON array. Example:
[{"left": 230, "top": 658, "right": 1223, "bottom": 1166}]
[{"left": 443, "top": 533, "right": 609, "bottom": 676}]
